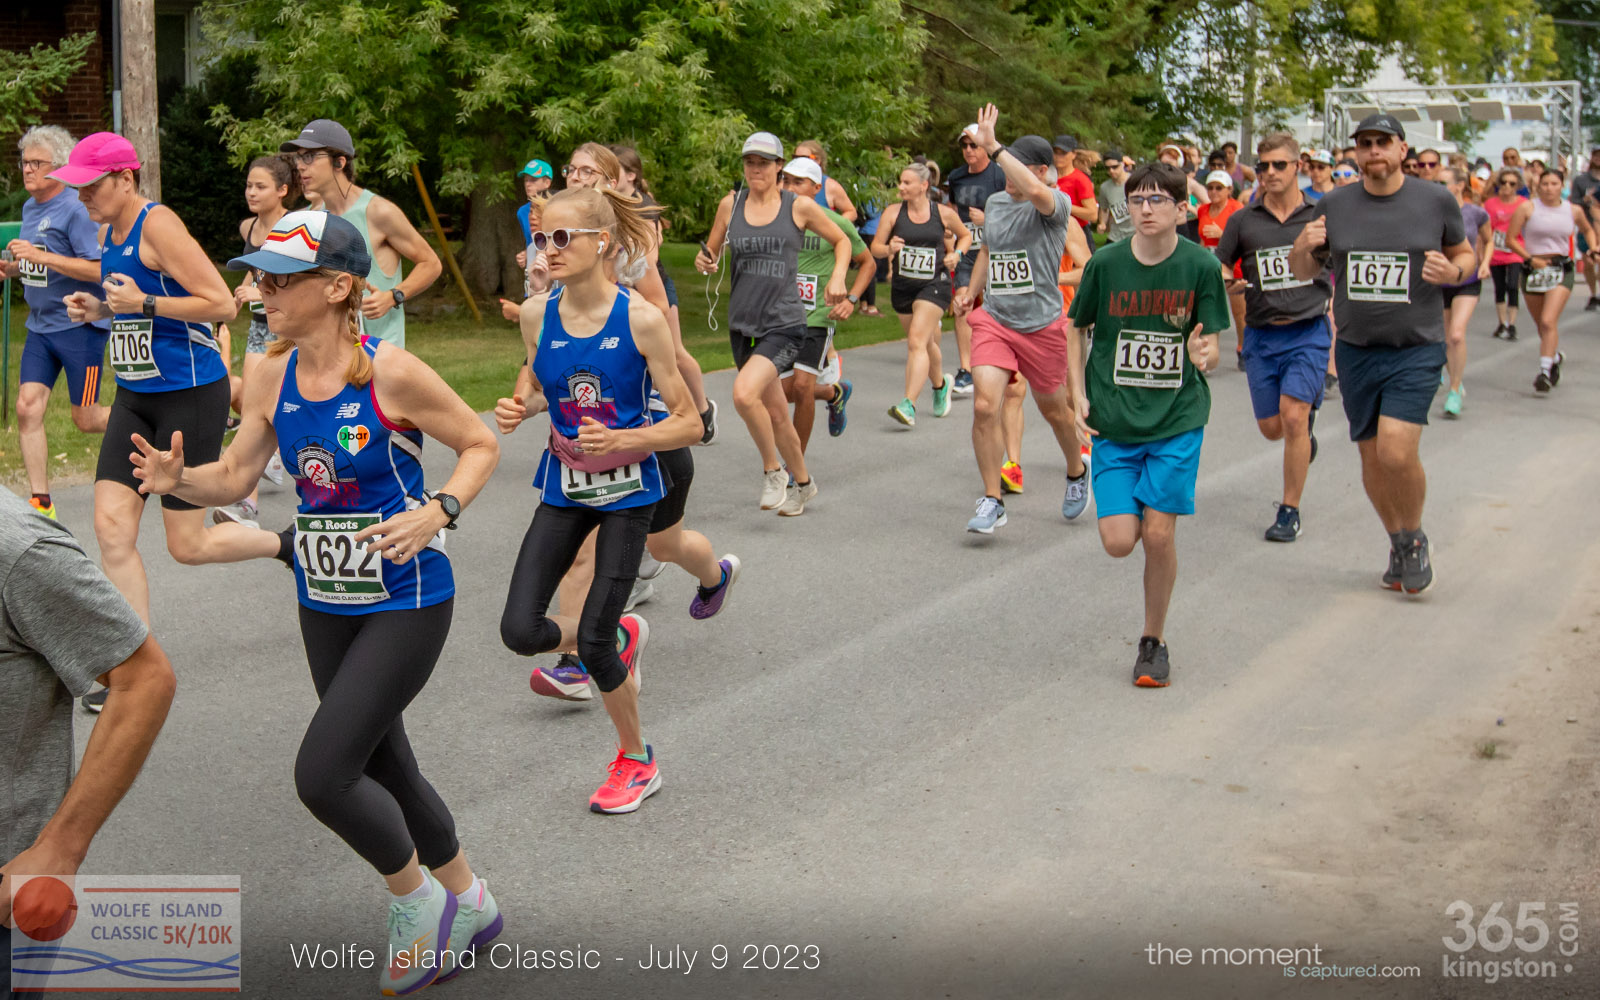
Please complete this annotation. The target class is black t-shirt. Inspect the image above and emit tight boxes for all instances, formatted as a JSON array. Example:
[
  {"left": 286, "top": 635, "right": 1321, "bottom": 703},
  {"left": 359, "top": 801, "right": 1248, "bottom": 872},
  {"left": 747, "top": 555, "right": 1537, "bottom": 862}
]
[
  {"left": 1214, "top": 198, "right": 1332, "bottom": 327},
  {"left": 946, "top": 161, "right": 1007, "bottom": 251}
]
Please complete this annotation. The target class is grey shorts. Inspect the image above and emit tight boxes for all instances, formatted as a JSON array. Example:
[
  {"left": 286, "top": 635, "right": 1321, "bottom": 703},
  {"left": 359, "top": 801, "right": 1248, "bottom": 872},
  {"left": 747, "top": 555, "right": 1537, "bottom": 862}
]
[{"left": 245, "top": 314, "right": 277, "bottom": 354}]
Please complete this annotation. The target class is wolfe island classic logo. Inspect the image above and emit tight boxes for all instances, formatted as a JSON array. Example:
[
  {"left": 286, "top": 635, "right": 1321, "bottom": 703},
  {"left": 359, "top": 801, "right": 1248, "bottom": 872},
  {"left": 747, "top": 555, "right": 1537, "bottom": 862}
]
[
  {"left": 289, "top": 436, "right": 361, "bottom": 503},
  {"left": 558, "top": 365, "right": 621, "bottom": 425}
]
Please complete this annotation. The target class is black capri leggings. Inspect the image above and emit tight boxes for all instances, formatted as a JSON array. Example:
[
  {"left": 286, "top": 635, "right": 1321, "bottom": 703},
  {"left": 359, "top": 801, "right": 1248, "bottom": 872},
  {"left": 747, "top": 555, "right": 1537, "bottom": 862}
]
[
  {"left": 295, "top": 599, "right": 460, "bottom": 876},
  {"left": 500, "top": 501, "right": 654, "bottom": 691},
  {"left": 1490, "top": 261, "right": 1522, "bottom": 308}
]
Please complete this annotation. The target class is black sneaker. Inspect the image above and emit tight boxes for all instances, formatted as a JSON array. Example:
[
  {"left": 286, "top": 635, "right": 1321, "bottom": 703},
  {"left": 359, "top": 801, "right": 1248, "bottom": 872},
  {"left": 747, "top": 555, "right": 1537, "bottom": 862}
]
[
  {"left": 1264, "top": 504, "right": 1301, "bottom": 542},
  {"left": 1586, "top": 296, "right": 1599, "bottom": 312},
  {"left": 1505, "top": 324, "right": 1518, "bottom": 341},
  {"left": 952, "top": 368, "right": 975, "bottom": 396},
  {"left": 1133, "top": 636, "right": 1170, "bottom": 688},
  {"left": 699, "top": 399, "right": 718, "bottom": 445},
  {"left": 1381, "top": 545, "right": 1403, "bottom": 591},
  {"left": 81, "top": 687, "right": 108, "bottom": 713},
  {"left": 1492, "top": 322, "right": 1507, "bottom": 339},
  {"left": 1401, "top": 532, "right": 1433, "bottom": 595},
  {"left": 1534, "top": 370, "right": 1552, "bottom": 393},
  {"left": 274, "top": 525, "right": 297, "bottom": 568},
  {"left": 1550, "top": 352, "right": 1564, "bottom": 387}
]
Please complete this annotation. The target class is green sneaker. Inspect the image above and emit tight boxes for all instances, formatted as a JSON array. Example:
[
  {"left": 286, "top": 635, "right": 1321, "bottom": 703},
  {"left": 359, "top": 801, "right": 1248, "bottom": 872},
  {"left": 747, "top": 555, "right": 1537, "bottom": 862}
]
[
  {"left": 380, "top": 870, "right": 456, "bottom": 995},
  {"left": 436, "top": 878, "right": 503, "bottom": 983},
  {"left": 1442, "top": 387, "right": 1463, "bottom": 418},
  {"left": 888, "top": 398, "right": 916, "bottom": 426},
  {"left": 931, "top": 373, "right": 952, "bottom": 418}
]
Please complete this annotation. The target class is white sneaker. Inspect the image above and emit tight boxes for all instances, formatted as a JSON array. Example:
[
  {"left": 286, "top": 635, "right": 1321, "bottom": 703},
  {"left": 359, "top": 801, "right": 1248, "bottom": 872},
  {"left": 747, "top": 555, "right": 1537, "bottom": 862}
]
[
  {"left": 624, "top": 578, "right": 655, "bottom": 612},
  {"left": 637, "top": 551, "right": 665, "bottom": 580},
  {"left": 261, "top": 452, "right": 285, "bottom": 486},
  {"left": 759, "top": 468, "right": 788, "bottom": 510},
  {"left": 211, "top": 500, "right": 260, "bottom": 528},
  {"left": 777, "top": 478, "right": 818, "bottom": 517}
]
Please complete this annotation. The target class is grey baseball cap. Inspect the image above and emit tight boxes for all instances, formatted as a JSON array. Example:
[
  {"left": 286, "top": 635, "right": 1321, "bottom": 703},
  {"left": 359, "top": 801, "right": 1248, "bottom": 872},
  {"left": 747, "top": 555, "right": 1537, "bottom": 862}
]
[
  {"left": 1009, "top": 135, "right": 1055, "bottom": 167},
  {"left": 740, "top": 132, "right": 785, "bottom": 161},
  {"left": 281, "top": 119, "right": 356, "bottom": 157}
]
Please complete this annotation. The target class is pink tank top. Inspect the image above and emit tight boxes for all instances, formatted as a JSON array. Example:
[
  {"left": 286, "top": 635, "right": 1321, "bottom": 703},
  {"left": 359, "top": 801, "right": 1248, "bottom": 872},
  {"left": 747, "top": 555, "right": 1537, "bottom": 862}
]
[
  {"left": 1521, "top": 198, "right": 1575, "bottom": 257},
  {"left": 1485, "top": 195, "right": 1526, "bottom": 265}
]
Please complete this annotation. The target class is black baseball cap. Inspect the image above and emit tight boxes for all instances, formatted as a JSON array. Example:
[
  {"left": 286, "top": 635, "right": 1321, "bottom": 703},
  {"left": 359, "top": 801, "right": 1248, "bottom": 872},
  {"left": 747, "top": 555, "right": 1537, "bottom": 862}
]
[
  {"left": 1052, "top": 135, "right": 1079, "bottom": 153},
  {"left": 1351, "top": 113, "right": 1405, "bottom": 142},
  {"left": 227, "top": 210, "right": 372, "bottom": 278},
  {"left": 281, "top": 119, "right": 356, "bottom": 157},
  {"left": 1104, "top": 147, "right": 1125, "bottom": 163},
  {"left": 1010, "top": 135, "right": 1054, "bottom": 167}
]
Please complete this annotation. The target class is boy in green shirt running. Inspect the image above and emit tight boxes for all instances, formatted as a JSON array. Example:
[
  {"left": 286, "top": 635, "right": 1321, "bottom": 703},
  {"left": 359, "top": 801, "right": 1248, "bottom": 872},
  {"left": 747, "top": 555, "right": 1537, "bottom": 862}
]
[
  {"left": 780, "top": 158, "right": 874, "bottom": 449},
  {"left": 1067, "top": 162, "right": 1230, "bottom": 688}
]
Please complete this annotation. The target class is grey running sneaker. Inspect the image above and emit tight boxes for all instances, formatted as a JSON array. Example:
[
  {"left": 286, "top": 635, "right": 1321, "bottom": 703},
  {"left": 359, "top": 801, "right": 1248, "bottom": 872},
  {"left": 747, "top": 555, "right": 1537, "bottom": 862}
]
[
  {"left": 1264, "top": 503, "right": 1301, "bottom": 542},
  {"left": 966, "top": 496, "right": 1006, "bottom": 534},
  {"left": 777, "top": 478, "right": 818, "bottom": 517},
  {"left": 1133, "top": 636, "right": 1170, "bottom": 688},
  {"left": 624, "top": 578, "right": 654, "bottom": 612},
  {"left": 760, "top": 468, "right": 788, "bottom": 509},
  {"left": 212, "top": 498, "right": 260, "bottom": 528},
  {"left": 699, "top": 399, "right": 719, "bottom": 445},
  {"left": 1061, "top": 471, "right": 1089, "bottom": 520},
  {"left": 261, "top": 451, "right": 286, "bottom": 486},
  {"left": 1381, "top": 544, "right": 1403, "bottom": 591},
  {"left": 1401, "top": 531, "right": 1433, "bottom": 595},
  {"left": 1550, "top": 352, "right": 1565, "bottom": 386},
  {"left": 637, "top": 550, "right": 665, "bottom": 580}
]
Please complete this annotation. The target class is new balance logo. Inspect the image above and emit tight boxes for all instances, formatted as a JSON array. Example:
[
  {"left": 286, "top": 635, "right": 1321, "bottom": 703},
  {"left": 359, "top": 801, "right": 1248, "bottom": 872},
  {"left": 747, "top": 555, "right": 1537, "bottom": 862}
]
[
  {"left": 122, "top": 247, "right": 134, "bottom": 256},
  {"left": 335, "top": 402, "right": 361, "bottom": 419},
  {"left": 281, "top": 402, "right": 300, "bottom": 413},
  {"left": 600, "top": 337, "right": 620, "bottom": 349},
  {"left": 549, "top": 340, "right": 568, "bottom": 348}
]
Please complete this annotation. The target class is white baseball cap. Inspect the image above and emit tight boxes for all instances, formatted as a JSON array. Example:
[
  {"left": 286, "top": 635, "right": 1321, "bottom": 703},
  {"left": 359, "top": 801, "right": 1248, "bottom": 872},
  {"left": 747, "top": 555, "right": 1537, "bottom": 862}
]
[
  {"left": 1204, "top": 170, "right": 1234, "bottom": 188},
  {"left": 740, "top": 131, "right": 785, "bottom": 161},
  {"left": 780, "top": 157, "right": 823, "bottom": 186}
]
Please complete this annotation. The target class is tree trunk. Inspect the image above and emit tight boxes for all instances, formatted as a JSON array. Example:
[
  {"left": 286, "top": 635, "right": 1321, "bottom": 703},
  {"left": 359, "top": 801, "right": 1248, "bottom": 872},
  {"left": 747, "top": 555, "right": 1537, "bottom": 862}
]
[
  {"left": 1238, "top": 3, "right": 1259, "bottom": 157},
  {"left": 121, "top": 0, "right": 160, "bottom": 198},
  {"left": 456, "top": 180, "right": 524, "bottom": 300}
]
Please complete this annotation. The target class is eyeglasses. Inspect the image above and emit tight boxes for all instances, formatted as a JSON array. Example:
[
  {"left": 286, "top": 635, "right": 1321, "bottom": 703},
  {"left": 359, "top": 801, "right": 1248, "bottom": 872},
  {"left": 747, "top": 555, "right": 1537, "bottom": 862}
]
[
  {"left": 1127, "top": 194, "right": 1175, "bottom": 209},
  {"left": 562, "top": 164, "right": 599, "bottom": 180},
  {"left": 531, "top": 227, "right": 604, "bottom": 252},
  {"left": 291, "top": 150, "right": 333, "bottom": 166},
  {"left": 1255, "top": 159, "right": 1293, "bottom": 173},
  {"left": 18, "top": 158, "right": 53, "bottom": 172},
  {"left": 250, "top": 267, "right": 317, "bottom": 289},
  {"left": 1333, "top": 170, "right": 1357, "bottom": 179},
  {"left": 1499, "top": 179, "right": 1519, "bottom": 187}
]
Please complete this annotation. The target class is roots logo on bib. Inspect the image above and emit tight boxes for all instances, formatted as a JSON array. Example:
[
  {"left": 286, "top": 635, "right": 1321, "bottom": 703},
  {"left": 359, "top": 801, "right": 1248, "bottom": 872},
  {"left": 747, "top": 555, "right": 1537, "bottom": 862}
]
[
  {"left": 289, "top": 437, "right": 360, "bottom": 503},
  {"left": 337, "top": 424, "right": 370, "bottom": 455},
  {"left": 558, "top": 365, "right": 619, "bottom": 424}
]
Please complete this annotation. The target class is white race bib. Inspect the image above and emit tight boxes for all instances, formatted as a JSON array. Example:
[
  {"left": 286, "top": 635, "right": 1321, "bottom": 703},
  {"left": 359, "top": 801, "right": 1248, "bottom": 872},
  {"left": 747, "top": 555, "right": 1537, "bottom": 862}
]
[
  {"left": 295, "top": 513, "right": 390, "bottom": 605},
  {"left": 1255, "top": 246, "right": 1311, "bottom": 292},
  {"left": 248, "top": 298, "right": 266, "bottom": 316},
  {"left": 18, "top": 245, "right": 49, "bottom": 288},
  {"left": 1113, "top": 329, "right": 1186, "bottom": 390},
  {"left": 1526, "top": 264, "right": 1563, "bottom": 293},
  {"left": 968, "top": 225, "right": 985, "bottom": 249},
  {"left": 1346, "top": 251, "right": 1411, "bottom": 303},
  {"left": 560, "top": 458, "right": 644, "bottom": 507},
  {"left": 1110, "top": 201, "right": 1130, "bottom": 225},
  {"left": 796, "top": 273, "right": 819, "bottom": 308},
  {"left": 1492, "top": 229, "right": 1508, "bottom": 252},
  {"left": 986, "top": 251, "right": 1035, "bottom": 296},
  {"left": 108, "top": 318, "right": 161, "bottom": 381},
  {"left": 897, "top": 246, "right": 937, "bottom": 280}
]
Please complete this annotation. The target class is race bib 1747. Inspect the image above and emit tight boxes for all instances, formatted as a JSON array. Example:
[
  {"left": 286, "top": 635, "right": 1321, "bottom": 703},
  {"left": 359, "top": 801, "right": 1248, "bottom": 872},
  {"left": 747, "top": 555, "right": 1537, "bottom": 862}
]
[
  {"left": 1346, "top": 251, "right": 1411, "bottom": 303},
  {"left": 560, "top": 458, "right": 644, "bottom": 507}
]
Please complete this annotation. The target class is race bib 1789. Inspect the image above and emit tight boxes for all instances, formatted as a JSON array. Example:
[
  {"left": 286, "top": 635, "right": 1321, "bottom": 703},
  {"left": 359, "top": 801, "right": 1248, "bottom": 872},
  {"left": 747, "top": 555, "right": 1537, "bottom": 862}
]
[{"left": 987, "top": 251, "right": 1035, "bottom": 296}]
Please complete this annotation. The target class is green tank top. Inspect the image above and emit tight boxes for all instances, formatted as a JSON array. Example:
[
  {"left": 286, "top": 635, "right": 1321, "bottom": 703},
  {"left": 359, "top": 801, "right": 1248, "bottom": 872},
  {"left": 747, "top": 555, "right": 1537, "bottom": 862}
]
[{"left": 340, "top": 189, "right": 405, "bottom": 347}]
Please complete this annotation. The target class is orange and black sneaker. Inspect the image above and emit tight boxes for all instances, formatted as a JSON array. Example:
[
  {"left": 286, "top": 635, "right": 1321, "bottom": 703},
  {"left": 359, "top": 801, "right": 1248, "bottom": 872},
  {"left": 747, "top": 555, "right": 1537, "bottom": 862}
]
[
  {"left": 29, "top": 497, "right": 58, "bottom": 521},
  {"left": 1000, "top": 461, "right": 1024, "bottom": 494},
  {"left": 1133, "top": 637, "right": 1170, "bottom": 688}
]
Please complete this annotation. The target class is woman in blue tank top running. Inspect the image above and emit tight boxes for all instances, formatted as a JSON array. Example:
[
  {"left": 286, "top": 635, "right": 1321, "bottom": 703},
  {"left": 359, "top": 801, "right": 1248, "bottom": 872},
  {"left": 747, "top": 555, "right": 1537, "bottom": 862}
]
[
  {"left": 496, "top": 186, "right": 701, "bottom": 815},
  {"left": 56, "top": 133, "right": 282, "bottom": 633},
  {"left": 128, "top": 210, "right": 502, "bottom": 994}
]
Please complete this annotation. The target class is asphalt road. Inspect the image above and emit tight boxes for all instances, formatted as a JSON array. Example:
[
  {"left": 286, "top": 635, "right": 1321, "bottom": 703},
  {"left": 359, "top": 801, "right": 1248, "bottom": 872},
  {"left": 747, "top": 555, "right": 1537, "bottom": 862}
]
[{"left": 47, "top": 297, "right": 1600, "bottom": 999}]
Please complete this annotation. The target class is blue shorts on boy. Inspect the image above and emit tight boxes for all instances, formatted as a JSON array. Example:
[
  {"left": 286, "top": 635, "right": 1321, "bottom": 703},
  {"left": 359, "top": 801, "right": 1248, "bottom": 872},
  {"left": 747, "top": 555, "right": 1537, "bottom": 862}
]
[{"left": 1090, "top": 427, "right": 1205, "bottom": 518}]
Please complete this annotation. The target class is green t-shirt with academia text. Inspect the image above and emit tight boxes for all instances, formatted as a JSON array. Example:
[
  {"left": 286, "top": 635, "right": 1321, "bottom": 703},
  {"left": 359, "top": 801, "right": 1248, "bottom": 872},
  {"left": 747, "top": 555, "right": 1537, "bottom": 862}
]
[
  {"left": 798, "top": 208, "right": 866, "bottom": 331},
  {"left": 1068, "top": 237, "right": 1231, "bottom": 444}
]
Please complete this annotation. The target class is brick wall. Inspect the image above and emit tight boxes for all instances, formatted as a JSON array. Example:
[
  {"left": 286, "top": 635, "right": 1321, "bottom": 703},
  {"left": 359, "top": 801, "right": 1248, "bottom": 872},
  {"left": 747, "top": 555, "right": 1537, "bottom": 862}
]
[{"left": 3, "top": 1, "right": 112, "bottom": 147}]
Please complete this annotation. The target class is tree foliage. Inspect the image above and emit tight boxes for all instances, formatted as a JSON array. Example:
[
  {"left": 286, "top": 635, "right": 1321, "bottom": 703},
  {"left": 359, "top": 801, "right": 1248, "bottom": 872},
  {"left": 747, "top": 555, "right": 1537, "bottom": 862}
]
[
  {"left": 1540, "top": 0, "right": 1600, "bottom": 137},
  {"left": 0, "top": 33, "right": 96, "bottom": 139}
]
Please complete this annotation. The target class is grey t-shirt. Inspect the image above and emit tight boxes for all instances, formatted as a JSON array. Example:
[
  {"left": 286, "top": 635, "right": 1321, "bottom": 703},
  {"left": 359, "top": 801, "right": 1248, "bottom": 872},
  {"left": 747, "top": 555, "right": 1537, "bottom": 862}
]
[
  {"left": 1312, "top": 178, "right": 1467, "bottom": 347},
  {"left": 1, "top": 488, "right": 148, "bottom": 862},
  {"left": 1214, "top": 198, "right": 1332, "bottom": 327},
  {"left": 1569, "top": 170, "right": 1600, "bottom": 216},
  {"left": 979, "top": 188, "right": 1073, "bottom": 333},
  {"left": 1100, "top": 178, "right": 1134, "bottom": 242}
]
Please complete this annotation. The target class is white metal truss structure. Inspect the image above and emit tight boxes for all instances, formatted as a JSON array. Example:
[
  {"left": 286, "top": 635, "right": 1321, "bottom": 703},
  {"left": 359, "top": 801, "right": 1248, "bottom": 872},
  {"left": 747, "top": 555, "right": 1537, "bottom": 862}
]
[{"left": 1322, "top": 81, "right": 1582, "bottom": 171}]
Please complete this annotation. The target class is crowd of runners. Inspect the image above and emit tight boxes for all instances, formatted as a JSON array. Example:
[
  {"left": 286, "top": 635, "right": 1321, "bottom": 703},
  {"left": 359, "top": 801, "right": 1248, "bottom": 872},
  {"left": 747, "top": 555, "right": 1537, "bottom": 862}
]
[{"left": 5, "top": 99, "right": 1597, "bottom": 995}]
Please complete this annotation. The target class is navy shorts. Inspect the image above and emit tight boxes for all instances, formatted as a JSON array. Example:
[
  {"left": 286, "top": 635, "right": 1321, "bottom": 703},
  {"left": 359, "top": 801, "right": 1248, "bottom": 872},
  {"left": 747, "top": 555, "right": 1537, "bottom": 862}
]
[
  {"left": 1242, "top": 315, "right": 1331, "bottom": 420},
  {"left": 1091, "top": 427, "right": 1204, "bottom": 519},
  {"left": 1333, "top": 340, "right": 1446, "bottom": 441},
  {"left": 953, "top": 248, "right": 980, "bottom": 291},
  {"left": 20, "top": 324, "right": 109, "bottom": 406},
  {"left": 658, "top": 263, "right": 679, "bottom": 309}
]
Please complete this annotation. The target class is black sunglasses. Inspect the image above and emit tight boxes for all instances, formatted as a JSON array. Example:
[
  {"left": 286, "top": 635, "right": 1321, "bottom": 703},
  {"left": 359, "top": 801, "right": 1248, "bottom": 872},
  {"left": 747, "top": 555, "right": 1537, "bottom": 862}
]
[{"left": 1255, "top": 159, "right": 1293, "bottom": 173}]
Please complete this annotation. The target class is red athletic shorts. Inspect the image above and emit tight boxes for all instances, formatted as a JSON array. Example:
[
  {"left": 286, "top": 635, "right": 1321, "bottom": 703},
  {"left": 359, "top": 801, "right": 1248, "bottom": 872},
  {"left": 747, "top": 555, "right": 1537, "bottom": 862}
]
[{"left": 967, "top": 307, "right": 1070, "bottom": 394}]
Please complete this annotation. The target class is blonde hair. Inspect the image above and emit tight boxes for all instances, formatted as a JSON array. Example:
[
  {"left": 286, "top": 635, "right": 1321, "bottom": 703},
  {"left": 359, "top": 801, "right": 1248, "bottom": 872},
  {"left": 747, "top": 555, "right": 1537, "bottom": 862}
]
[
  {"left": 267, "top": 270, "right": 374, "bottom": 387},
  {"left": 545, "top": 186, "right": 656, "bottom": 269},
  {"left": 796, "top": 140, "right": 827, "bottom": 171},
  {"left": 572, "top": 142, "right": 622, "bottom": 188}
]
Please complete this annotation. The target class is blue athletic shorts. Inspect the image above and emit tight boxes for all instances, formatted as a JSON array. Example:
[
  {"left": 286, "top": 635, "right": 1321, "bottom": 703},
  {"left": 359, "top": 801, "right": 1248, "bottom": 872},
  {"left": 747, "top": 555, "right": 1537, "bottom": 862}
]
[
  {"left": 1334, "top": 340, "right": 1444, "bottom": 441},
  {"left": 20, "top": 324, "right": 109, "bottom": 406},
  {"left": 1242, "top": 315, "right": 1331, "bottom": 420},
  {"left": 1090, "top": 427, "right": 1204, "bottom": 519}
]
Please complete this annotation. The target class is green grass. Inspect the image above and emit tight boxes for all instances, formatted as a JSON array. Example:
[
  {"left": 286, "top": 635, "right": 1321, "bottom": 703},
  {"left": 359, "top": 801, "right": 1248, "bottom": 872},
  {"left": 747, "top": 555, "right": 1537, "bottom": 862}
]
[{"left": 0, "top": 242, "right": 905, "bottom": 490}]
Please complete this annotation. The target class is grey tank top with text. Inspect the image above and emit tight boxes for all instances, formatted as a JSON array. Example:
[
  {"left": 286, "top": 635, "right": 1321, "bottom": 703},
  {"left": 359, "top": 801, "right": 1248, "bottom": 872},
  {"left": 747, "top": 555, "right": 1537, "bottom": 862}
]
[{"left": 728, "top": 189, "right": 806, "bottom": 336}]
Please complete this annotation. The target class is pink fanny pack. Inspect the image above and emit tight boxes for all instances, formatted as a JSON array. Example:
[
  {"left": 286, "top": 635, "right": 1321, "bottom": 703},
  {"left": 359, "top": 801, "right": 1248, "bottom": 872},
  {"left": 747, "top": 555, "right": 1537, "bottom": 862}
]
[{"left": 547, "top": 429, "right": 650, "bottom": 474}]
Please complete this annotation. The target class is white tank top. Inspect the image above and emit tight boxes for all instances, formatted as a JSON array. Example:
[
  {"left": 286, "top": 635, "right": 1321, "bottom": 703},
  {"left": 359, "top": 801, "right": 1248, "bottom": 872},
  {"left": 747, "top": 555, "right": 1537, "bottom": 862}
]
[{"left": 1522, "top": 198, "right": 1574, "bottom": 256}]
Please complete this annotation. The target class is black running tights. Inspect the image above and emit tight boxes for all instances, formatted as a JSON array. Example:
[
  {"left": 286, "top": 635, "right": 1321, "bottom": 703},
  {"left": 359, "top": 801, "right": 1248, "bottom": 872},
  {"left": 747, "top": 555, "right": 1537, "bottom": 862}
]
[
  {"left": 1490, "top": 261, "right": 1522, "bottom": 308},
  {"left": 500, "top": 501, "right": 653, "bottom": 692},
  {"left": 295, "top": 600, "right": 460, "bottom": 876}
]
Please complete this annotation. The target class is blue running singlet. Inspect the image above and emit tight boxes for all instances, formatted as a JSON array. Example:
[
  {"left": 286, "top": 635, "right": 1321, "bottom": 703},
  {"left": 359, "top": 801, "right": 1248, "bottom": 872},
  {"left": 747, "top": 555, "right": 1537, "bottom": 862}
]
[
  {"left": 101, "top": 203, "right": 228, "bottom": 393},
  {"left": 275, "top": 337, "right": 452, "bottom": 614}
]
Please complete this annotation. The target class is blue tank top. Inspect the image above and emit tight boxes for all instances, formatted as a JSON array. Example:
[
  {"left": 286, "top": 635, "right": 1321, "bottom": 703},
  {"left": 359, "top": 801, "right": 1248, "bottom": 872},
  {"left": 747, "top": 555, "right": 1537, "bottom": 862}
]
[
  {"left": 275, "top": 338, "right": 453, "bottom": 614},
  {"left": 101, "top": 203, "right": 227, "bottom": 393},
  {"left": 813, "top": 178, "right": 831, "bottom": 209},
  {"left": 532, "top": 285, "right": 664, "bottom": 510}
]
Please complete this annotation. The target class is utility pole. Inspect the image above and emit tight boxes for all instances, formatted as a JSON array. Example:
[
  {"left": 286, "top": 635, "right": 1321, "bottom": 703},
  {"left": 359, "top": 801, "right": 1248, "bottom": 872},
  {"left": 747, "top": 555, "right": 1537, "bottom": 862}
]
[
  {"left": 120, "top": 0, "right": 160, "bottom": 199},
  {"left": 1239, "top": 3, "right": 1259, "bottom": 156}
]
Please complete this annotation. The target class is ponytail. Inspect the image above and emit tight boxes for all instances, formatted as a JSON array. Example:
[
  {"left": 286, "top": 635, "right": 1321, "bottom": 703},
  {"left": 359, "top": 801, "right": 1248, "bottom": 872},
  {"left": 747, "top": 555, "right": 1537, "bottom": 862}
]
[
  {"left": 545, "top": 186, "right": 658, "bottom": 268},
  {"left": 249, "top": 153, "right": 302, "bottom": 207}
]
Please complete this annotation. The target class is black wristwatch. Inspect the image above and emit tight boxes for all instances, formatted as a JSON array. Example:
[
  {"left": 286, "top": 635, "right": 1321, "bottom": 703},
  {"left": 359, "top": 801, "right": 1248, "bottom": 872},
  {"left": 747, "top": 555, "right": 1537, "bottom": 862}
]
[
  {"left": 430, "top": 491, "right": 460, "bottom": 529},
  {"left": 391, "top": 288, "right": 407, "bottom": 307},
  {"left": 142, "top": 295, "right": 157, "bottom": 318},
  {"left": 989, "top": 144, "right": 1005, "bottom": 159}
]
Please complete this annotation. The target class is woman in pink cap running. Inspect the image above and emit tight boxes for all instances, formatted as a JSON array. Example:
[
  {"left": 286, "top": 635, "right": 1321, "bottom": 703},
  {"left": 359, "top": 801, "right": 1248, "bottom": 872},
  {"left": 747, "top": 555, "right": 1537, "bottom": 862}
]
[{"left": 59, "top": 133, "right": 278, "bottom": 657}]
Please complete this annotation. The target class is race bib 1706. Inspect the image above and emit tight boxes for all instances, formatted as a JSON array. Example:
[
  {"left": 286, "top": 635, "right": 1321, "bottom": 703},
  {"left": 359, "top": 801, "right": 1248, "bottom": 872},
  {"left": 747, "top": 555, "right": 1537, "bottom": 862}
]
[
  {"left": 108, "top": 318, "right": 161, "bottom": 381},
  {"left": 987, "top": 251, "right": 1035, "bottom": 296},
  {"left": 1255, "top": 246, "right": 1312, "bottom": 292},
  {"left": 1113, "top": 329, "right": 1185, "bottom": 390},
  {"left": 295, "top": 513, "right": 389, "bottom": 605},
  {"left": 1346, "top": 251, "right": 1411, "bottom": 303}
]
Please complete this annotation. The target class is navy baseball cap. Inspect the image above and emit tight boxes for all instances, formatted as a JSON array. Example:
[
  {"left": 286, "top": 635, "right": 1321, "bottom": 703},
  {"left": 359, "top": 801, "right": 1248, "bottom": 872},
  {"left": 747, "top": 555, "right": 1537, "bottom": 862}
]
[
  {"left": 280, "top": 119, "right": 356, "bottom": 157},
  {"left": 227, "top": 210, "right": 372, "bottom": 277},
  {"left": 1351, "top": 113, "right": 1406, "bottom": 142},
  {"left": 1009, "top": 135, "right": 1055, "bottom": 167}
]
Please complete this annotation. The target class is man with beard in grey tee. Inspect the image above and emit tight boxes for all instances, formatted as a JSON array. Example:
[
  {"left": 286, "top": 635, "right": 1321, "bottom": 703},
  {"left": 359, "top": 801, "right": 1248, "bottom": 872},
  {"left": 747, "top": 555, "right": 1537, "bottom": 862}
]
[
  {"left": 1289, "top": 113, "right": 1473, "bottom": 597},
  {"left": 1, "top": 488, "right": 175, "bottom": 997}
]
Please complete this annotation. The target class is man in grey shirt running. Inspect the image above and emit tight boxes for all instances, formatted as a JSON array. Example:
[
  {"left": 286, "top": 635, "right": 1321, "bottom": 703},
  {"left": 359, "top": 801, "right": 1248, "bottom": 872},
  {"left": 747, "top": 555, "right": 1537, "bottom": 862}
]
[
  {"left": 953, "top": 103, "right": 1089, "bottom": 535},
  {"left": 1, "top": 488, "right": 175, "bottom": 997}
]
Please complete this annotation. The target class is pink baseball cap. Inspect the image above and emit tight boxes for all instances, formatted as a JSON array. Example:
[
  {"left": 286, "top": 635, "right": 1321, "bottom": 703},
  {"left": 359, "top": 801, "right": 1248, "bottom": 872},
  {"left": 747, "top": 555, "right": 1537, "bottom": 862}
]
[{"left": 49, "top": 132, "right": 142, "bottom": 187}]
